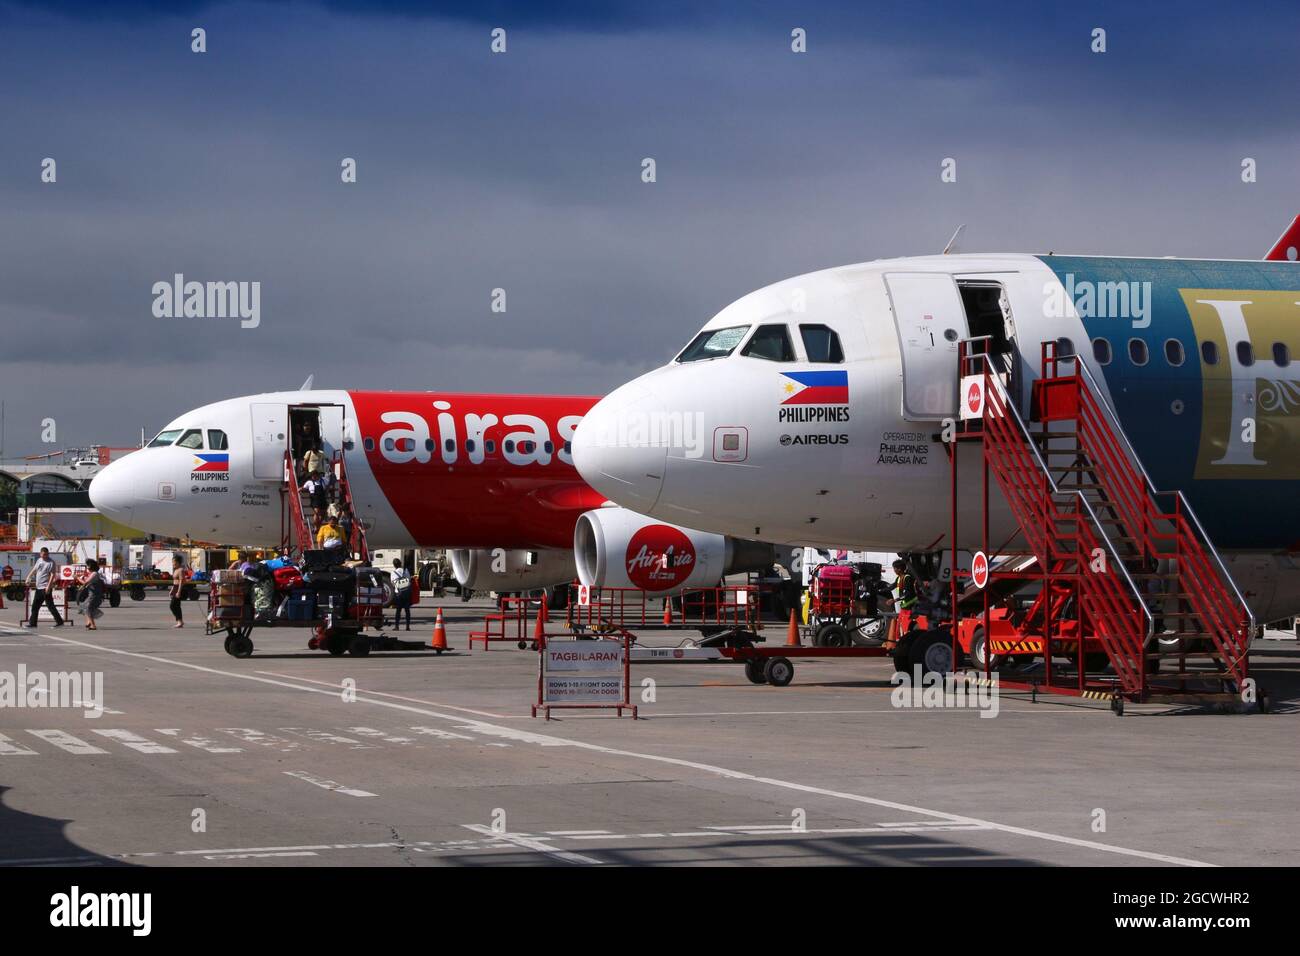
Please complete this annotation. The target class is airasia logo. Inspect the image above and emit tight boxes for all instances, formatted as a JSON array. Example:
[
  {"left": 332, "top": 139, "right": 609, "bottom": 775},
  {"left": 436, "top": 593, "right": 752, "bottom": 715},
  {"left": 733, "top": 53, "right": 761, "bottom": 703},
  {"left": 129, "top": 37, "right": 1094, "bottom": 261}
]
[
  {"left": 971, "top": 550, "right": 989, "bottom": 589},
  {"left": 625, "top": 526, "right": 695, "bottom": 591},
  {"left": 967, "top": 381, "right": 982, "bottom": 414}
]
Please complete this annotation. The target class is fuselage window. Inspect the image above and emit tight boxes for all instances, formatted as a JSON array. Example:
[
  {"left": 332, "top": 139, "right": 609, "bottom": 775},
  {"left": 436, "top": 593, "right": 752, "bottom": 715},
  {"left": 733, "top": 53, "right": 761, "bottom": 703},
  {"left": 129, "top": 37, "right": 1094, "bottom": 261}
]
[
  {"left": 504, "top": 440, "right": 515, "bottom": 454},
  {"left": 485, "top": 440, "right": 496, "bottom": 455},
  {"left": 177, "top": 429, "right": 205, "bottom": 450},
  {"left": 444, "top": 439, "right": 455, "bottom": 453},
  {"left": 1056, "top": 337, "right": 1075, "bottom": 359},
  {"left": 799, "top": 324, "right": 844, "bottom": 363},
  {"left": 207, "top": 430, "right": 229, "bottom": 450},
  {"left": 1274, "top": 343, "right": 1291, "bottom": 367},
  {"left": 741, "top": 324, "right": 795, "bottom": 362},
  {"left": 676, "top": 325, "right": 750, "bottom": 362},
  {"left": 1236, "top": 341, "right": 1254, "bottom": 367},
  {"left": 424, "top": 439, "right": 435, "bottom": 452},
  {"left": 1201, "top": 341, "right": 1219, "bottom": 365},
  {"left": 544, "top": 440, "right": 554, "bottom": 454},
  {"left": 148, "top": 429, "right": 183, "bottom": 448},
  {"left": 1128, "top": 339, "right": 1148, "bottom": 367},
  {"left": 383, "top": 437, "right": 395, "bottom": 452},
  {"left": 465, "top": 439, "right": 477, "bottom": 454},
  {"left": 1164, "top": 339, "right": 1185, "bottom": 367},
  {"left": 521, "top": 441, "right": 535, "bottom": 454},
  {"left": 364, "top": 437, "right": 375, "bottom": 452},
  {"left": 1092, "top": 338, "right": 1112, "bottom": 365},
  {"left": 563, "top": 440, "right": 571, "bottom": 455}
]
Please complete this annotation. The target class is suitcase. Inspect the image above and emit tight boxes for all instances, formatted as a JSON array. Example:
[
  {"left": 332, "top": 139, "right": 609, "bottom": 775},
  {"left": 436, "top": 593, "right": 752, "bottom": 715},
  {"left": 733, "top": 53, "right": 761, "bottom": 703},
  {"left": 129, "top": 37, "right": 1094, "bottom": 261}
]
[
  {"left": 303, "top": 570, "right": 354, "bottom": 590},
  {"left": 301, "top": 550, "right": 337, "bottom": 573},
  {"left": 317, "top": 592, "right": 347, "bottom": 616},
  {"left": 273, "top": 566, "right": 304, "bottom": 591},
  {"left": 252, "top": 579, "right": 275, "bottom": 613},
  {"left": 285, "top": 589, "right": 316, "bottom": 622}
]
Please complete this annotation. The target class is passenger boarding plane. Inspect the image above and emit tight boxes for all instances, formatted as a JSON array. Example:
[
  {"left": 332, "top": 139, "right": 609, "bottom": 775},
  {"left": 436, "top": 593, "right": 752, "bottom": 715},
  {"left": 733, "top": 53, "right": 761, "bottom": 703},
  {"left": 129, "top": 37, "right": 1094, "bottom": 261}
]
[
  {"left": 88, "top": 393, "right": 775, "bottom": 593},
  {"left": 571, "top": 217, "right": 1300, "bottom": 624}
]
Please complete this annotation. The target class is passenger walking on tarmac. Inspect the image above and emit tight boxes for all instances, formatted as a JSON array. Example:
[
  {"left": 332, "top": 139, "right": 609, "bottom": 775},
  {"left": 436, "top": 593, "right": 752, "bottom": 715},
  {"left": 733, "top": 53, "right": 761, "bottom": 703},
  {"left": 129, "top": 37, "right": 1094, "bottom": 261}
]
[
  {"left": 79, "top": 559, "right": 105, "bottom": 630},
  {"left": 169, "top": 555, "right": 186, "bottom": 628},
  {"left": 23, "top": 547, "right": 65, "bottom": 628},
  {"left": 389, "top": 558, "right": 412, "bottom": 630}
]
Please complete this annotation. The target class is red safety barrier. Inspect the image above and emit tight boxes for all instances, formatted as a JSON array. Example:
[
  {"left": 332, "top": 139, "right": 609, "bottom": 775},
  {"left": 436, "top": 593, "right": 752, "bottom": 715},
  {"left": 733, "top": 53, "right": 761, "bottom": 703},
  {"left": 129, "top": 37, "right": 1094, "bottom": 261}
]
[
  {"left": 470, "top": 595, "right": 546, "bottom": 650},
  {"left": 566, "top": 585, "right": 764, "bottom": 635}
]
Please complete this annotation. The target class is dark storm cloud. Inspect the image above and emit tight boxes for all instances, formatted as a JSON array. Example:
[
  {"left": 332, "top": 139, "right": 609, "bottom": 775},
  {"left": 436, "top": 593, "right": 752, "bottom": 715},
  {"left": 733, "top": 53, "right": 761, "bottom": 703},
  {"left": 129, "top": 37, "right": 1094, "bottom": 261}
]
[{"left": 0, "top": 0, "right": 1297, "bottom": 454}]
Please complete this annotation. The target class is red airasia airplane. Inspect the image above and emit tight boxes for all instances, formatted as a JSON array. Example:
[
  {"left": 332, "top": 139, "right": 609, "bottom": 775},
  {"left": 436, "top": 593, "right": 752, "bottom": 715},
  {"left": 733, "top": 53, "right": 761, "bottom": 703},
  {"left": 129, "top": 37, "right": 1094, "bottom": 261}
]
[{"left": 88, "top": 390, "right": 772, "bottom": 593}]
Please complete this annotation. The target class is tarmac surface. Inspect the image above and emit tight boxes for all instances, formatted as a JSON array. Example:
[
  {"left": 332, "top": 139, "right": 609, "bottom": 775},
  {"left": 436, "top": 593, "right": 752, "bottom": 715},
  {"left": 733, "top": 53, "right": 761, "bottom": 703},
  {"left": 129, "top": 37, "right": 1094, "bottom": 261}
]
[{"left": 1, "top": 593, "right": 1297, "bottom": 867}]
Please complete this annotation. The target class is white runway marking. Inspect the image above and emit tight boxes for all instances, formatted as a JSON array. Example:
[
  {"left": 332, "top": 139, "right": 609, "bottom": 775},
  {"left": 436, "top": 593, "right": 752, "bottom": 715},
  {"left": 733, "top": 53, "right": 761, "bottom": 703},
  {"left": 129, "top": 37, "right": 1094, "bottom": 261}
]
[
  {"left": 282, "top": 770, "right": 377, "bottom": 797},
  {"left": 256, "top": 671, "right": 523, "bottom": 719},
  {"left": 0, "top": 732, "right": 39, "bottom": 756},
  {"left": 3, "top": 623, "right": 1218, "bottom": 867},
  {"left": 461, "top": 824, "right": 602, "bottom": 865},
  {"left": 26, "top": 729, "right": 108, "bottom": 755},
  {"left": 280, "top": 727, "right": 377, "bottom": 749},
  {"left": 156, "top": 729, "right": 243, "bottom": 753},
  {"left": 92, "top": 729, "right": 178, "bottom": 754},
  {"left": 217, "top": 727, "right": 301, "bottom": 751}
]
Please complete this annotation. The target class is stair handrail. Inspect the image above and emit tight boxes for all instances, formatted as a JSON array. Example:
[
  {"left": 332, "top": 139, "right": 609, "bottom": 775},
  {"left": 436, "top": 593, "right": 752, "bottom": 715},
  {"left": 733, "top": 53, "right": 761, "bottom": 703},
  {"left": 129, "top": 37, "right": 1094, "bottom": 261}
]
[
  {"left": 332, "top": 451, "right": 370, "bottom": 564},
  {"left": 1055, "top": 351, "right": 1254, "bottom": 631},
  {"left": 971, "top": 348, "right": 1154, "bottom": 643}
]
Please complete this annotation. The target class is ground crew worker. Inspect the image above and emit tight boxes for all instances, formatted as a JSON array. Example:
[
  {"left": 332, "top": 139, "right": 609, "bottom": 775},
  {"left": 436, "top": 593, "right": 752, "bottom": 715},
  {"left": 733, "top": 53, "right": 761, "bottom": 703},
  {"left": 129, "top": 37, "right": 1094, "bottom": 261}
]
[
  {"left": 23, "top": 547, "right": 65, "bottom": 628},
  {"left": 883, "top": 558, "right": 916, "bottom": 649}
]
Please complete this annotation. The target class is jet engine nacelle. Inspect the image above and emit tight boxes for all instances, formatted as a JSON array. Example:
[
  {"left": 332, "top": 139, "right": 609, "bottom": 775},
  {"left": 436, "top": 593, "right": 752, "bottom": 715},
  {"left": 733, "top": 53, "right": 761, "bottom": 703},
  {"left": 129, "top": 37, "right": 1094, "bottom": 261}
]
[
  {"left": 449, "top": 548, "right": 575, "bottom": 591},
  {"left": 574, "top": 507, "right": 774, "bottom": 594}
]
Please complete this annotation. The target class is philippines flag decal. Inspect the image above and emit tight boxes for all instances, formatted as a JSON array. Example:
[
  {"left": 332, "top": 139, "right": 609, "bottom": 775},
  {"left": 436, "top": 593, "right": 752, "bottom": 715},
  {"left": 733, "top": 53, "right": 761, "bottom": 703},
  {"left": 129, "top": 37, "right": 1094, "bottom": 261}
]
[
  {"left": 780, "top": 370, "right": 849, "bottom": 405},
  {"left": 192, "top": 453, "right": 229, "bottom": 472}
]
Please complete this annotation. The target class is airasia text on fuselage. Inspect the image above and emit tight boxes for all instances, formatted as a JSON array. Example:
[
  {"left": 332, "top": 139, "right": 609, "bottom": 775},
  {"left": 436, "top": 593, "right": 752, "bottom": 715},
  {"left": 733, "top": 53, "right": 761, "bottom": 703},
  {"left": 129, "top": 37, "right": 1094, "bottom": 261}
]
[{"left": 372, "top": 401, "right": 585, "bottom": 469}]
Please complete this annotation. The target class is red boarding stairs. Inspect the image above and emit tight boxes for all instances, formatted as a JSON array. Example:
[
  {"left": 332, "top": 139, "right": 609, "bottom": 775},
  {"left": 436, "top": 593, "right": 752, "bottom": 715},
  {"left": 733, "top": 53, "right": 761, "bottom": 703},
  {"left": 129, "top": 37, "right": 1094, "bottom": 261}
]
[
  {"left": 958, "top": 340, "right": 1254, "bottom": 704},
  {"left": 282, "top": 451, "right": 371, "bottom": 564}
]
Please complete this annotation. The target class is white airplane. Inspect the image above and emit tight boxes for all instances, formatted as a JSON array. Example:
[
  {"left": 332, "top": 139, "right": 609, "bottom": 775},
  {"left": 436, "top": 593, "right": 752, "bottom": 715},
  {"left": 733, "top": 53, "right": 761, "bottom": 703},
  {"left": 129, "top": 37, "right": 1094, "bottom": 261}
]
[
  {"left": 571, "top": 223, "right": 1300, "bottom": 626},
  {"left": 88, "top": 389, "right": 775, "bottom": 595}
]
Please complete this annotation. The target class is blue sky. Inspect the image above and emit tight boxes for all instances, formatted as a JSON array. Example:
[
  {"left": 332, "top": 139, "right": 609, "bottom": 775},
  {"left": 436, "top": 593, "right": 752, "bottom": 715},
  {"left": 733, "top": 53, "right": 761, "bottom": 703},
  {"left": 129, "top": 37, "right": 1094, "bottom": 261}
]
[{"left": 1, "top": 0, "right": 1297, "bottom": 454}]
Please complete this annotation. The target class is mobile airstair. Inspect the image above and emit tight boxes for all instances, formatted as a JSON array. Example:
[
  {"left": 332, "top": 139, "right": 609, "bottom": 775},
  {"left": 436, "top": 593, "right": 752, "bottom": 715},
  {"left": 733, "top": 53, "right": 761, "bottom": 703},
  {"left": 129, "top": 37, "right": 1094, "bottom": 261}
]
[{"left": 951, "top": 340, "right": 1258, "bottom": 710}]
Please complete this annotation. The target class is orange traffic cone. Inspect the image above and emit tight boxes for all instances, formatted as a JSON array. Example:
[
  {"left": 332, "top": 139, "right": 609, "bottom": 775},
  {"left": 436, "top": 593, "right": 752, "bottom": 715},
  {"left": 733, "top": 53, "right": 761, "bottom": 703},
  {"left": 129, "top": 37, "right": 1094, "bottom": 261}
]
[
  {"left": 533, "top": 605, "right": 546, "bottom": 643},
  {"left": 430, "top": 608, "right": 450, "bottom": 650},
  {"left": 663, "top": 599, "right": 673, "bottom": 626},
  {"left": 538, "top": 593, "right": 549, "bottom": 624},
  {"left": 785, "top": 609, "right": 801, "bottom": 647}
]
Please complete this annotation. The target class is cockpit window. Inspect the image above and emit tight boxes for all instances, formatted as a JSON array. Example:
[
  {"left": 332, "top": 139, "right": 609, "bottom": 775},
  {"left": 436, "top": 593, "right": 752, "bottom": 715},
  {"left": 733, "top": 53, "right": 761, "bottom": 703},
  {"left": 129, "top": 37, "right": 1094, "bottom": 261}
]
[
  {"left": 147, "top": 429, "right": 183, "bottom": 448},
  {"left": 176, "top": 429, "right": 205, "bottom": 450},
  {"left": 207, "top": 430, "right": 229, "bottom": 450},
  {"left": 676, "top": 325, "right": 749, "bottom": 362},
  {"left": 741, "top": 324, "right": 795, "bottom": 362},
  {"left": 799, "top": 324, "right": 844, "bottom": 363}
]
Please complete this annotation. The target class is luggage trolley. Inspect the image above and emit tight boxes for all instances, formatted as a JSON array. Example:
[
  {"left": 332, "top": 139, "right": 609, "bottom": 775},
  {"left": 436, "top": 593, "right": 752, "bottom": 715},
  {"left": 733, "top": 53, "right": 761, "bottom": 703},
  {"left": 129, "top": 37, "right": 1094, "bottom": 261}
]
[{"left": 206, "top": 557, "right": 387, "bottom": 658}]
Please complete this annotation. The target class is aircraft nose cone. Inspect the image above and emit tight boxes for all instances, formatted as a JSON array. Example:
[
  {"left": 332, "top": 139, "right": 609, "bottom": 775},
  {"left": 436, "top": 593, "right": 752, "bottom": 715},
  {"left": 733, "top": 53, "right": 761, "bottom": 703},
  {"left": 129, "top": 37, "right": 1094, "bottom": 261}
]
[
  {"left": 572, "top": 381, "right": 667, "bottom": 511},
  {"left": 88, "top": 459, "right": 135, "bottom": 524}
]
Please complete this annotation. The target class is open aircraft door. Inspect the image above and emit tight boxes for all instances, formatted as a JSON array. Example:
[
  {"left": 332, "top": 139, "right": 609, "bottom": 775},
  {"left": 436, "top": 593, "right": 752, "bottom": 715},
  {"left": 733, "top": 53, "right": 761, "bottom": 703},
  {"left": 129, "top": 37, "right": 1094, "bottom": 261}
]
[
  {"left": 251, "top": 403, "right": 288, "bottom": 480},
  {"left": 317, "top": 404, "right": 345, "bottom": 459},
  {"left": 885, "top": 272, "right": 969, "bottom": 421}
]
